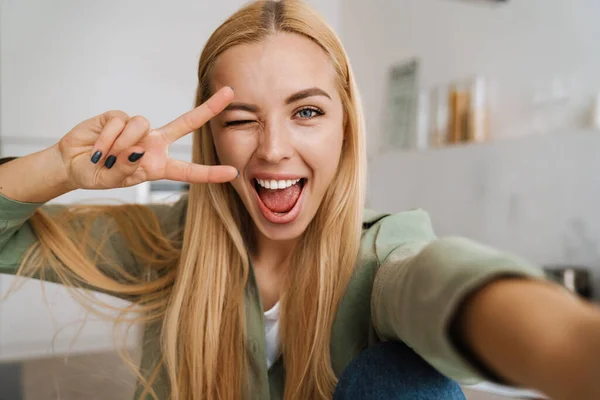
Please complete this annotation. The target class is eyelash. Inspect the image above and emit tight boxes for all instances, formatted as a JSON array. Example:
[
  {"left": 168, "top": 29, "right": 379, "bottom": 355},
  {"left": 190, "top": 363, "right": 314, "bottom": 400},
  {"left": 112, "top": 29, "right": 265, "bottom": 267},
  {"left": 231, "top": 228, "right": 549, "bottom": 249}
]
[
  {"left": 224, "top": 119, "right": 254, "bottom": 127},
  {"left": 223, "top": 106, "right": 325, "bottom": 127},
  {"left": 294, "top": 106, "right": 324, "bottom": 120}
]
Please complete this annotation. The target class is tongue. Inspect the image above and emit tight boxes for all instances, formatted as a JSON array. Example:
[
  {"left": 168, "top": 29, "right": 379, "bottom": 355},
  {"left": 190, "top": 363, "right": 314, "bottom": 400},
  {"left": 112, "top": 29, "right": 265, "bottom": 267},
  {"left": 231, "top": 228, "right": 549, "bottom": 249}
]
[{"left": 258, "top": 182, "right": 302, "bottom": 213}]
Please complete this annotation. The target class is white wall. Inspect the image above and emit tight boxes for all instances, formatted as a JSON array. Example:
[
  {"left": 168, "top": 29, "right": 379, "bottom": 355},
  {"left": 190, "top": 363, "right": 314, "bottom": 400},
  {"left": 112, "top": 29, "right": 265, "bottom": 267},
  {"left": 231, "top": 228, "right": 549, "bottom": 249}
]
[
  {"left": 0, "top": 0, "right": 340, "bottom": 148},
  {"left": 341, "top": 0, "right": 600, "bottom": 156},
  {"left": 367, "top": 130, "right": 600, "bottom": 298}
]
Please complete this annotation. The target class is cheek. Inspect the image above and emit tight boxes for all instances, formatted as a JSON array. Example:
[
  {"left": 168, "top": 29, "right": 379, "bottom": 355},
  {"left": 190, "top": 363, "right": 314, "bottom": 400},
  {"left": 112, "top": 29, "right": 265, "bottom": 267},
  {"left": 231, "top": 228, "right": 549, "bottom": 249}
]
[
  {"left": 298, "top": 124, "right": 344, "bottom": 184},
  {"left": 320, "top": 137, "right": 343, "bottom": 183},
  {"left": 212, "top": 129, "right": 254, "bottom": 167}
]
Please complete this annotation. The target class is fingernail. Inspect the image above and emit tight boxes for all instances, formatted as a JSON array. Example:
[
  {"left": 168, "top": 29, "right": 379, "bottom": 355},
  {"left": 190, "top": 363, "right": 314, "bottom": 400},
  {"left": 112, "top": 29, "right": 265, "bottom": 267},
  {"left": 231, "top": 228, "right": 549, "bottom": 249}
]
[
  {"left": 91, "top": 151, "right": 102, "bottom": 164},
  {"left": 128, "top": 152, "right": 145, "bottom": 162},
  {"left": 104, "top": 155, "right": 117, "bottom": 169},
  {"left": 228, "top": 86, "right": 234, "bottom": 92},
  {"left": 236, "top": 169, "right": 240, "bottom": 178}
]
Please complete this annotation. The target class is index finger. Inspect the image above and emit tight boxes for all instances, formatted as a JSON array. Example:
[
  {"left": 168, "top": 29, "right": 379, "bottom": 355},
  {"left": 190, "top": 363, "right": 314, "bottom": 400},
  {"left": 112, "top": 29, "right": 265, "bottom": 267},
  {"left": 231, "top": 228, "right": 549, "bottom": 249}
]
[
  {"left": 163, "top": 158, "right": 238, "bottom": 184},
  {"left": 158, "top": 86, "right": 234, "bottom": 143}
]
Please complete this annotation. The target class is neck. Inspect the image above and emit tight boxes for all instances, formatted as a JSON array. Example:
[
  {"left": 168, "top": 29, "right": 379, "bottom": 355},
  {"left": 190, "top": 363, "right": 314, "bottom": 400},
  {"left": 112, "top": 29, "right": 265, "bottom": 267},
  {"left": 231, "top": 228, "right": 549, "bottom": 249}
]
[
  {"left": 251, "top": 229, "right": 299, "bottom": 273},
  {"left": 250, "top": 227, "right": 299, "bottom": 310}
]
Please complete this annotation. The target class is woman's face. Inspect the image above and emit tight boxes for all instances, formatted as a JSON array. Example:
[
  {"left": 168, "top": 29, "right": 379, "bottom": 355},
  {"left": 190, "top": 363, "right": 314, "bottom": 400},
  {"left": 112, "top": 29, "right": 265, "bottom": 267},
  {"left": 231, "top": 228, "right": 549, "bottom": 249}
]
[{"left": 210, "top": 32, "right": 345, "bottom": 242}]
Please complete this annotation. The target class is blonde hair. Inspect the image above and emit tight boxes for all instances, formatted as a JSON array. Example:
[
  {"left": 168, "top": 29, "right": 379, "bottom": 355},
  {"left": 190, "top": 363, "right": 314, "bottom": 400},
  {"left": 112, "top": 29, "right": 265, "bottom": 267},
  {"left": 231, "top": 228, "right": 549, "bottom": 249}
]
[{"left": 16, "top": 1, "right": 366, "bottom": 399}]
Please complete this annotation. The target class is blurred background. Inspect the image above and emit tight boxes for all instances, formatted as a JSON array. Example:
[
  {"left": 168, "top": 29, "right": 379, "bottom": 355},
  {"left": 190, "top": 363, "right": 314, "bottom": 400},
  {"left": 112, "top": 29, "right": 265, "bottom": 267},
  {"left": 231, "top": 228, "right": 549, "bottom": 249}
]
[{"left": 1, "top": 0, "right": 599, "bottom": 399}]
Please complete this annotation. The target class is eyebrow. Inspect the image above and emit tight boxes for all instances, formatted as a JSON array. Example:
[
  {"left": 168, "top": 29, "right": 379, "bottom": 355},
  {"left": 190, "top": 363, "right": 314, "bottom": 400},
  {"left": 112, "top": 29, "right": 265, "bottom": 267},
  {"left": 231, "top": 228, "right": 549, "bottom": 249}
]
[
  {"left": 285, "top": 87, "right": 331, "bottom": 104},
  {"left": 223, "top": 103, "right": 259, "bottom": 113},
  {"left": 222, "top": 87, "right": 332, "bottom": 114}
]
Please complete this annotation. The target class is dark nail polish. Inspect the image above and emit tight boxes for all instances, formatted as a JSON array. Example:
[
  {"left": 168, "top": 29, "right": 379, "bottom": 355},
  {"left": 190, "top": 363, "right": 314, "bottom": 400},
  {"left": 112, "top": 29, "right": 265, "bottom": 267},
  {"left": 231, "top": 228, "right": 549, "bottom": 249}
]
[
  {"left": 104, "top": 155, "right": 117, "bottom": 169},
  {"left": 128, "top": 152, "right": 145, "bottom": 162},
  {"left": 91, "top": 151, "right": 102, "bottom": 164}
]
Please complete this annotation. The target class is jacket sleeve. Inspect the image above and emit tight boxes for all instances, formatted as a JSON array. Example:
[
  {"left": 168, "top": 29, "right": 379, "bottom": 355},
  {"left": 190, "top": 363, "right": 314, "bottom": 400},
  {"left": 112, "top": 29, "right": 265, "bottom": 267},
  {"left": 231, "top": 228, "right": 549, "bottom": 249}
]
[{"left": 370, "top": 210, "right": 546, "bottom": 385}]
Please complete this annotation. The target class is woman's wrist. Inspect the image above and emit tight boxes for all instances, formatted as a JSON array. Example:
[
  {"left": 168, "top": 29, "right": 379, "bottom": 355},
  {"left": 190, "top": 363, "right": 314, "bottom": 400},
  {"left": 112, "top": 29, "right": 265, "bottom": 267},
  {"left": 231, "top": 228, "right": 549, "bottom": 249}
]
[
  {"left": 45, "top": 143, "right": 76, "bottom": 194},
  {"left": 31, "top": 144, "right": 76, "bottom": 201},
  {"left": 0, "top": 144, "right": 75, "bottom": 203}
]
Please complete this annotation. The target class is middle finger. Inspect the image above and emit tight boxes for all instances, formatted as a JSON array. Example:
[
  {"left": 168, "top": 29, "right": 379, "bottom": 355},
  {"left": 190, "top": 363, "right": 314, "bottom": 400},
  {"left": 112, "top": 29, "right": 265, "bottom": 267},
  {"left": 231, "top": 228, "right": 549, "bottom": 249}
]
[
  {"left": 104, "top": 115, "right": 150, "bottom": 168},
  {"left": 157, "top": 86, "right": 234, "bottom": 144}
]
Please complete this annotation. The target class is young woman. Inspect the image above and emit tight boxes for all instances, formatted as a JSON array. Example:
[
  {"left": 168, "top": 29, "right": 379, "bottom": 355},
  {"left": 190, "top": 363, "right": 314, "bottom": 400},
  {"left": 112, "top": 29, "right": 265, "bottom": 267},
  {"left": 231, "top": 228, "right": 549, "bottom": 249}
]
[{"left": 1, "top": 1, "right": 599, "bottom": 399}]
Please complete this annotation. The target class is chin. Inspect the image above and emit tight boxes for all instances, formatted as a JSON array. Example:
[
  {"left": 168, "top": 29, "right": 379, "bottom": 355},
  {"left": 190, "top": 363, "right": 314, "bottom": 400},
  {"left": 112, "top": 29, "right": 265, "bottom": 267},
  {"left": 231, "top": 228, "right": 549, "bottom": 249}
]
[{"left": 252, "top": 217, "right": 310, "bottom": 242}]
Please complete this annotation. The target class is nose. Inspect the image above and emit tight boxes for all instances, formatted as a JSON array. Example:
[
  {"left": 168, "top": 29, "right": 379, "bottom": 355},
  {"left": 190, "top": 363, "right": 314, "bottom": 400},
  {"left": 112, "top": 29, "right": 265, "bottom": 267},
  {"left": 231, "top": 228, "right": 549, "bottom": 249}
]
[{"left": 255, "top": 121, "right": 293, "bottom": 163}]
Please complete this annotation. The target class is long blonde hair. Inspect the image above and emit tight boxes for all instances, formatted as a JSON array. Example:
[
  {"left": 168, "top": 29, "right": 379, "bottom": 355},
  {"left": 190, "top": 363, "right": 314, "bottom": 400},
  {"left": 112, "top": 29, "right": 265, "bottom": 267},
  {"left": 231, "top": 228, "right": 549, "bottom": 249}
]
[{"left": 16, "top": 1, "right": 366, "bottom": 399}]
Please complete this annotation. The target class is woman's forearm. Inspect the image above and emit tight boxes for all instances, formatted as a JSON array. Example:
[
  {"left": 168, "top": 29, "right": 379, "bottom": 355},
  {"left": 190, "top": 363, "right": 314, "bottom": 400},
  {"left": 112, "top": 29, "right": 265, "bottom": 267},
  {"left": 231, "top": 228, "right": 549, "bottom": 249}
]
[
  {"left": 456, "top": 277, "right": 600, "bottom": 400},
  {"left": 0, "top": 144, "right": 74, "bottom": 203}
]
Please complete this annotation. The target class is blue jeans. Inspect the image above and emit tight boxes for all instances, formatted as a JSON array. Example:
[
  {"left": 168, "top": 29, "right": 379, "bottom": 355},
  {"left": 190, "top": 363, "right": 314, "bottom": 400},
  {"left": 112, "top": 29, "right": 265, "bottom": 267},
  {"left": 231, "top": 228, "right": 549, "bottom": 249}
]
[{"left": 334, "top": 341, "right": 466, "bottom": 400}]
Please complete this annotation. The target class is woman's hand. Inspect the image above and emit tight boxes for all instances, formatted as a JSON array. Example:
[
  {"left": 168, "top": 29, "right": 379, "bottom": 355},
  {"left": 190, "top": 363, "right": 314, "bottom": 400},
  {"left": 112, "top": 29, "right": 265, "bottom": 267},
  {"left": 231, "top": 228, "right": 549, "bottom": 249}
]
[{"left": 58, "top": 86, "right": 237, "bottom": 191}]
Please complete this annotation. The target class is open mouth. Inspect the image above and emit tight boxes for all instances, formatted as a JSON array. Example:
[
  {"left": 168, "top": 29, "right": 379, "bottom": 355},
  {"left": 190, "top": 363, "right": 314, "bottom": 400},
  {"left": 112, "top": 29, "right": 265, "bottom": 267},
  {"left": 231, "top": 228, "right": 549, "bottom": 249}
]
[{"left": 252, "top": 178, "right": 307, "bottom": 223}]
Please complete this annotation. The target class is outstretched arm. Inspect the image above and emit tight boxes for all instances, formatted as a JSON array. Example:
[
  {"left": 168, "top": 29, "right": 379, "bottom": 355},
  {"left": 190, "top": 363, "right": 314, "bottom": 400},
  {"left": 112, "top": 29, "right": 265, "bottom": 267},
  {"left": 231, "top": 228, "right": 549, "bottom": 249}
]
[
  {"left": 368, "top": 210, "right": 598, "bottom": 399},
  {"left": 453, "top": 276, "right": 600, "bottom": 400}
]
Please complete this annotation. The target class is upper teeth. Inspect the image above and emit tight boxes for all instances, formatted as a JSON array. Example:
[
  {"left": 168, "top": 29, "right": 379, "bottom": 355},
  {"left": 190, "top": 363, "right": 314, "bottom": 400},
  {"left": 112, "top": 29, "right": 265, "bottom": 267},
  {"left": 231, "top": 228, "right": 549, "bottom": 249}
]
[{"left": 256, "top": 178, "right": 301, "bottom": 190}]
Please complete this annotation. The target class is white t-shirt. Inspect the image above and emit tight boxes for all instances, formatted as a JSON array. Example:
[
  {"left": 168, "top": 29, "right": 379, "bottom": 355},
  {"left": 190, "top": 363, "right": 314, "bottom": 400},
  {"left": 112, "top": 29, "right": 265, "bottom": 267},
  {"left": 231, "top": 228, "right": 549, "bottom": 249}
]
[{"left": 263, "top": 302, "right": 281, "bottom": 369}]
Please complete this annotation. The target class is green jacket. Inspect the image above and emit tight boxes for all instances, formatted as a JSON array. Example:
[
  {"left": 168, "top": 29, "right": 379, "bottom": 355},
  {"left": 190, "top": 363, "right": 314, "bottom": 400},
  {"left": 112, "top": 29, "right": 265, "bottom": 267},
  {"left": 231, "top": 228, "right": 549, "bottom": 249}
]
[{"left": 0, "top": 185, "right": 544, "bottom": 399}]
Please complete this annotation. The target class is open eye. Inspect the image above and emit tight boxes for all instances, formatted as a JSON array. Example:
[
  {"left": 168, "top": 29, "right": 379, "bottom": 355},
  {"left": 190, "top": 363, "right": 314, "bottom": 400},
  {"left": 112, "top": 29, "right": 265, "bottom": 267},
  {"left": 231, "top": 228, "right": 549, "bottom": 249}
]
[
  {"left": 224, "top": 120, "right": 256, "bottom": 127},
  {"left": 294, "top": 107, "right": 324, "bottom": 120}
]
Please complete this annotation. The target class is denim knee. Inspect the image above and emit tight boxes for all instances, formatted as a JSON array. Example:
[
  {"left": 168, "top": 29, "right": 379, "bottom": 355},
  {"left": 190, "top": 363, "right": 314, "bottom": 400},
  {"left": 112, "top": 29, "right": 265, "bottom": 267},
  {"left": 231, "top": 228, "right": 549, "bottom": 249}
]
[{"left": 333, "top": 341, "right": 465, "bottom": 400}]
